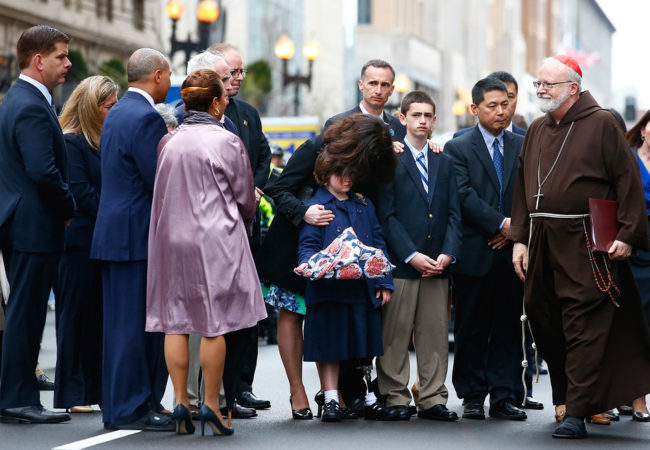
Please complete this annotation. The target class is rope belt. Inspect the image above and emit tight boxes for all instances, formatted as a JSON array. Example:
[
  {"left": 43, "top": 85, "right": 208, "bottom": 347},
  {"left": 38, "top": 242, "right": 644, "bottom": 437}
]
[{"left": 518, "top": 212, "right": 590, "bottom": 405}]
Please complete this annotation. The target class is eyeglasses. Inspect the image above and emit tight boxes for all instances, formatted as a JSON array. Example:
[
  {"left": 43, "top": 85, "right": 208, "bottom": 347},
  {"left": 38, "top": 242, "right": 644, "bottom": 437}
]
[
  {"left": 532, "top": 80, "right": 573, "bottom": 89},
  {"left": 230, "top": 69, "right": 247, "bottom": 78}
]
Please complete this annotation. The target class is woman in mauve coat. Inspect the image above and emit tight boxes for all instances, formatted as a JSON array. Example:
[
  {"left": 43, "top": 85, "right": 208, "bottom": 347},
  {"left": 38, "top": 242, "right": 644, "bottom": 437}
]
[{"left": 146, "top": 69, "right": 266, "bottom": 437}]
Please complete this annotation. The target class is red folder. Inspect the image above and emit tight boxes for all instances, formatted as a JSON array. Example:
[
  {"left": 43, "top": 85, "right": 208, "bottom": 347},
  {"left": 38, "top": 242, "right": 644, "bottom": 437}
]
[{"left": 589, "top": 198, "right": 620, "bottom": 253}]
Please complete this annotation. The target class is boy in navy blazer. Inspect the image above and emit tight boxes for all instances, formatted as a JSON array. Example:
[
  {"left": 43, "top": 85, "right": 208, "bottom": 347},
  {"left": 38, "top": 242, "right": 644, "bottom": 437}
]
[{"left": 375, "top": 91, "right": 462, "bottom": 421}]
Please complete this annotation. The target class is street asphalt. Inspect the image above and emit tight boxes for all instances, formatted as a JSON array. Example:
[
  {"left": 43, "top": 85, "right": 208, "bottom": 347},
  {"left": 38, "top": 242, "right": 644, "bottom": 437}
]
[{"left": 1, "top": 310, "right": 649, "bottom": 449}]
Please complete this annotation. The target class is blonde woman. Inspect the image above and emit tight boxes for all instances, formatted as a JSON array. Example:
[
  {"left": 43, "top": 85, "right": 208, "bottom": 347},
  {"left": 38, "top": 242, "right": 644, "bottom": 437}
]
[{"left": 54, "top": 76, "right": 118, "bottom": 413}]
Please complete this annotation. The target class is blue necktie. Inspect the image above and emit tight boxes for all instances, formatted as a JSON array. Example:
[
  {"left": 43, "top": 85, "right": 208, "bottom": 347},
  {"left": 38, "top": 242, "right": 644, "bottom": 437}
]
[
  {"left": 416, "top": 152, "right": 429, "bottom": 197},
  {"left": 492, "top": 139, "right": 504, "bottom": 212}
]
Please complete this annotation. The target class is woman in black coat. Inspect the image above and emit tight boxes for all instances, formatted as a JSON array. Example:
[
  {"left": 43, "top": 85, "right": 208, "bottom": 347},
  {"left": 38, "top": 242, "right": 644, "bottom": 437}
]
[{"left": 54, "top": 76, "right": 118, "bottom": 412}]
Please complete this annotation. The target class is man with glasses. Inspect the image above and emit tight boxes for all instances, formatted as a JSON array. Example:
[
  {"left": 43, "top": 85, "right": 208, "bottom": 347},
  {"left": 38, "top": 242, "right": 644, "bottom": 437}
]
[
  {"left": 509, "top": 55, "right": 650, "bottom": 439},
  {"left": 208, "top": 43, "right": 272, "bottom": 412}
]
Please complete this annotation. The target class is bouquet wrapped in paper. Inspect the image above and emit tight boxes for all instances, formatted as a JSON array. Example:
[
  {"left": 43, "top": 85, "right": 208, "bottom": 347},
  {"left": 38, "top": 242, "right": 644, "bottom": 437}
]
[{"left": 295, "top": 227, "right": 394, "bottom": 280}]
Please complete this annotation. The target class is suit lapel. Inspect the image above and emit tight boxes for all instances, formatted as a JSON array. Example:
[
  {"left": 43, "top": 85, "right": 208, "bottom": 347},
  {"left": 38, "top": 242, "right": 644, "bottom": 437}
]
[
  {"left": 17, "top": 79, "right": 58, "bottom": 122},
  {"left": 470, "top": 127, "right": 500, "bottom": 194},
  {"left": 426, "top": 150, "right": 440, "bottom": 206},
  {"left": 502, "top": 131, "right": 518, "bottom": 191},
  {"left": 399, "top": 149, "right": 428, "bottom": 204}
]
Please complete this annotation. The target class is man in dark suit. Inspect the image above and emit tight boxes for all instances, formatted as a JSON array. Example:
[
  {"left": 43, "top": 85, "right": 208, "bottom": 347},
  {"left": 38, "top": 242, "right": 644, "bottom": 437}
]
[
  {"left": 209, "top": 43, "right": 272, "bottom": 411},
  {"left": 0, "top": 25, "right": 75, "bottom": 424},
  {"left": 174, "top": 51, "right": 238, "bottom": 135},
  {"left": 376, "top": 91, "right": 462, "bottom": 421},
  {"left": 324, "top": 59, "right": 406, "bottom": 142},
  {"left": 453, "top": 71, "right": 525, "bottom": 138},
  {"left": 445, "top": 77, "right": 527, "bottom": 421},
  {"left": 90, "top": 48, "right": 173, "bottom": 431}
]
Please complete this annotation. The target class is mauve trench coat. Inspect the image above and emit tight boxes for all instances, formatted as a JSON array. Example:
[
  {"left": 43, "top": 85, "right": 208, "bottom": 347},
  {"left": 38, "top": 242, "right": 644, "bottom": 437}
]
[{"left": 145, "top": 121, "right": 266, "bottom": 336}]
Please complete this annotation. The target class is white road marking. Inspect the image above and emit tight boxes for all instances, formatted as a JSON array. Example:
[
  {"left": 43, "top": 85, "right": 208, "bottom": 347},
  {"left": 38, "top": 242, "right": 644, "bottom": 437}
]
[{"left": 52, "top": 430, "right": 141, "bottom": 449}]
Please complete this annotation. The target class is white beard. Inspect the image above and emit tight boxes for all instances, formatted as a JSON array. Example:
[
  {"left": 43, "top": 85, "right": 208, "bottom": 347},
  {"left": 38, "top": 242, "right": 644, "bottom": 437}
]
[{"left": 536, "top": 88, "right": 571, "bottom": 113}]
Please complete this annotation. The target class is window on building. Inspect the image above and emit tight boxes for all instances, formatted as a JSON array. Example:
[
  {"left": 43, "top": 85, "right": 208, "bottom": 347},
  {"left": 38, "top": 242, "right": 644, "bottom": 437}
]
[
  {"left": 358, "top": 0, "right": 371, "bottom": 24},
  {"left": 133, "top": 0, "right": 144, "bottom": 30}
]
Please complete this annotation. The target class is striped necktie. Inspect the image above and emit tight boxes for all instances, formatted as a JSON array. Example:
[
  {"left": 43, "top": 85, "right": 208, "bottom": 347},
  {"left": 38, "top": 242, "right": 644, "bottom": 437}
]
[
  {"left": 492, "top": 139, "right": 504, "bottom": 212},
  {"left": 416, "top": 151, "right": 428, "bottom": 196}
]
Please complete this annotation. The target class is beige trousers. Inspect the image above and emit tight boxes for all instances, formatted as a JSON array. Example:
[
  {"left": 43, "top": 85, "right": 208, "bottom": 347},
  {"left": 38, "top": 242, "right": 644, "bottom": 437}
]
[{"left": 377, "top": 277, "right": 449, "bottom": 410}]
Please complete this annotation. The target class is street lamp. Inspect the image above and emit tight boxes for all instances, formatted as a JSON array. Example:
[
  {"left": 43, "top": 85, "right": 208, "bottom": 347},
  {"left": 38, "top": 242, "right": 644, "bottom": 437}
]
[
  {"left": 167, "top": 0, "right": 219, "bottom": 69},
  {"left": 452, "top": 99, "right": 468, "bottom": 129},
  {"left": 274, "top": 33, "right": 320, "bottom": 116}
]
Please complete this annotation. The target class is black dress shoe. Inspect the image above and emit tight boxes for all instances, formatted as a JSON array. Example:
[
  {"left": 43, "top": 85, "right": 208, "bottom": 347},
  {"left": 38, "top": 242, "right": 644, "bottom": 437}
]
[
  {"left": 604, "top": 409, "right": 620, "bottom": 421},
  {"left": 110, "top": 410, "right": 175, "bottom": 431},
  {"left": 489, "top": 400, "right": 527, "bottom": 421},
  {"left": 238, "top": 392, "right": 270, "bottom": 410},
  {"left": 364, "top": 402, "right": 409, "bottom": 421},
  {"left": 0, "top": 405, "right": 70, "bottom": 424},
  {"left": 418, "top": 404, "right": 458, "bottom": 421},
  {"left": 345, "top": 397, "right": 366, "bottom": 416},
  {"left": 552, "top": 415, "right": 587, "bottom": 439},
  {"left": 290, "top": 396, "right": 313, "bottom": 420},
  {"left": 462, "top": 401, "right": 485, "bottom": 420},
  {"left": 523, "top": 396, "right": 544, "bottom": 410},
  {"left": 221, "top": 402, "right": 257, "bottom": 419},
  {"left": 407, "top": 405, "right": 417, "bottom": 416},
  {"left": 36, "top": 374, "right": 54, "bottom": 391},
  {"left": 321, "top": 400, "right": 341, "bottom": 422},
  {"left": 632, "top": 411, "right": 650, "bottom": 422}
]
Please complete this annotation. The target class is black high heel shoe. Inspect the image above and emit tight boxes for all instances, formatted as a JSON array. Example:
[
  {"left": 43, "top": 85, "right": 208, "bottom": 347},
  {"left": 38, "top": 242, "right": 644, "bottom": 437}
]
[
  {"left": 198, "top": 404, "right": 234, "bottom": 436},
  {"left": 322, "top": 400, "right": 341, "bottom": 422},
  {"left": 172, "top": 404, "right": 195, "bottom": 435},
  {"left": 290, "top": 396, "right": 313, "bottom": 420},
  {"left": 314, "top": 391, "right": 324, "bottom": 418}
]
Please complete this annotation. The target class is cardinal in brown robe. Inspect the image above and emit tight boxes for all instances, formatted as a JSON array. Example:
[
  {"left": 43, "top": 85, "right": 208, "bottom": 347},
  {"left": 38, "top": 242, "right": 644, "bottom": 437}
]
[{"left": 509, "top": 55, "right": 650, "bottom": 439}]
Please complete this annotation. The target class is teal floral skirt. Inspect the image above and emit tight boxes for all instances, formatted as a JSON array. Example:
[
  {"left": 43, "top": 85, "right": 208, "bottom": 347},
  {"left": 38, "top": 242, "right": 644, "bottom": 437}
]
[{"left": 264, "top": 284, "right": 306, "bottom": 315}]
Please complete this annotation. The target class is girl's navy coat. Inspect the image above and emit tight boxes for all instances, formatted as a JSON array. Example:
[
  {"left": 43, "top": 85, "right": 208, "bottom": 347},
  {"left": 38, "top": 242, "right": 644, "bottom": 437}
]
[{"left": 298, "top": 187, "right": 394, "bottom": 309}]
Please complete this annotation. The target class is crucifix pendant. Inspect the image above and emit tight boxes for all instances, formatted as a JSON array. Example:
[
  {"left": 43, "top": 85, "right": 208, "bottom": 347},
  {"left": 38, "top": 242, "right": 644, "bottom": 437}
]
[{"left": 533, "top": 188, "right": 544, "bottom": 210}]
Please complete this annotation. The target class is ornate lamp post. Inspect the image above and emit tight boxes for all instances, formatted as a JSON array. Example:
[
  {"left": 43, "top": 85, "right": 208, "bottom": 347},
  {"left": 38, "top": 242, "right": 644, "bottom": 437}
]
[
  {"left": 274, "top": 34, "right": 320, "bottom": 116},
  {"left": 167, "top": 0, "right": 219, "bottom": 68}
]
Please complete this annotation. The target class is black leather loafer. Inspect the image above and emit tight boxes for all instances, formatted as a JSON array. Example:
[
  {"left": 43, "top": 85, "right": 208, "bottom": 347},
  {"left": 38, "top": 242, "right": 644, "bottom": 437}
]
[
  {"left": 321, "top": 400, "right": 341, "bottom": 422},
  {"left": 489, "top": 401, "right": 527, "bottom": 421},
  {"left": 462, "top": 401, "right": 485, "bottom": 420},
  {"left": 36, "top": 374, "right": 55, "bottom": 391},
  {"left": 109, "top": 410, "right": 175, "bottom": 431},
  {"left": 0, "top": 405, "right": 70, "bottom": 424},
  {"left": 418, "top": 404, "right": 458, "bottom": 421},
  {"left": 364, "top": 402, "right": 409, "bottom": 421},
  {"left": 238, "top": 391, "right": 270, "bottom": 410},
  {"left": 523, "top": 396, "right": 544, "bottom": 410}
]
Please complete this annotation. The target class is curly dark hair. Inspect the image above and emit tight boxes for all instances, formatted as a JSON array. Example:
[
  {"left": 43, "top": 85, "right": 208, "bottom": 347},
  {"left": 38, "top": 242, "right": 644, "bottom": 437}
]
[{"left": 314, "top": 114, "right": 396, "bottom": 188}]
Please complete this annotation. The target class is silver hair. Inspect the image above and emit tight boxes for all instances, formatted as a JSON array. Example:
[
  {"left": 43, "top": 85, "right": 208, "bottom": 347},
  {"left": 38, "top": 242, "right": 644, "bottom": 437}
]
[
  {"left": 542, "top": 57, "right": 582, "bottom": 90},
  {"left": 154, "top": 103, "right": 178, "bottom": 130},
  {"left": 127, "top": 48, "right": 169, "bottom": 83},
  {"left": 187, "top": 51, "right": 227, "bottom": 75}
]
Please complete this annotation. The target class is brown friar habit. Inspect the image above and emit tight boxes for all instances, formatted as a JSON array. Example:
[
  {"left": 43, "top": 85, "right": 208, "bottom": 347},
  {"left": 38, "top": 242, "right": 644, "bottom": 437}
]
[{"left": 509, "top": 91, "right": 650, "bottom": 417}]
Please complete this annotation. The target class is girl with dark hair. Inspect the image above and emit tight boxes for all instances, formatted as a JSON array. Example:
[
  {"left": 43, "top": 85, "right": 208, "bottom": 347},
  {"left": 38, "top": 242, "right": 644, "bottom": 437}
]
[{"left": 295, "top": 115, "right": 395, "bottom": 422}]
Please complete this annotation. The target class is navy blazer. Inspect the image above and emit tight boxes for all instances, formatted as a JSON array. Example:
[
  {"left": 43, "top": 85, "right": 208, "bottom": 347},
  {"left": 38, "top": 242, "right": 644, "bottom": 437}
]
[
  {"left": 444, "top": 126, "right": 524, "bottom": 277},
  {"left": 298, "top": 187, "right": 394, "bottom": 309},
  {"left": 324, "top": 106, "right": 406, "bottom": 142},
  {"left": 0, "top": 78, "right": 75, "bottom": 252},
  {"left": 376, "top": 143, "right": 462, "bottom": 279},
  {"left": 90, "top": 90, "right": 168, "bottom": 261},
  {"left": 453, "top": 124, "right": 526, "bottom": 138},
  {"left": 64, "top": 133, "right": 101, "bottom": 251},
  {"left": 225, "top": 98, "right": 271, "bottom": 189}
]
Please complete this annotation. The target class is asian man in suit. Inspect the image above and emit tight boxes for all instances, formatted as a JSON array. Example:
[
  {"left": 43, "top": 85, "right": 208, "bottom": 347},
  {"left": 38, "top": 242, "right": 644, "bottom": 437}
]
[
  {"left": 445, "top": 77, "right": 527, "bottom": 421},
  {"left": 376, "top": 90, "right": 462, "bottom": 421},
  {"left": 90, "top": 48, "right": 173, "bottom": 431},
  {"left": 0, "top": 25, "right": 75, "bottom": 424}
]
